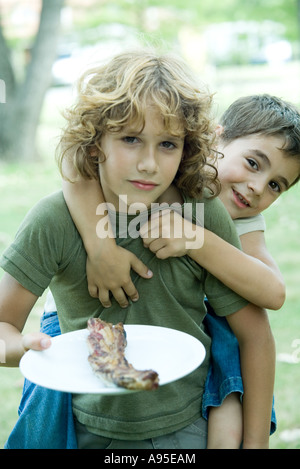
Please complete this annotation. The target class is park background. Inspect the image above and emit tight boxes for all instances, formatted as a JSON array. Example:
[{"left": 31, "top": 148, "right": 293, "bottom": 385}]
[{"left": 0, "top": 0, "right": 299, "bottom": 449}]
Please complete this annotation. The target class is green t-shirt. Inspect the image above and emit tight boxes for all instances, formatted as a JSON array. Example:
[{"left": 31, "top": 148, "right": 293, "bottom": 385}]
[{"left": 0, "top": 190, "right": 248, "bottom": 440}]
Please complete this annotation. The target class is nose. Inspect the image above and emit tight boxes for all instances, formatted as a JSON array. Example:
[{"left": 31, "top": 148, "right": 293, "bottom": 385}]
[
  {"left": 247, "top": 176, "right": 266, "bottom": 196},
  {"left": 137, "top": 146, "right": 158, "bottom": 174}
]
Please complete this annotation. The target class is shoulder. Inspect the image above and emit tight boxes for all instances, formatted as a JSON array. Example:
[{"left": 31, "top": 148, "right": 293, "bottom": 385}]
[
  {"left": 184, "top": 193, "right": 241, "bottom": 248},
  {"left": 0, "top": 191, "right": 80, "bottom": 296},
  {"left": 23, "top": 191, "right": 73, "bottom": 229},
  {"left": 28, "top": 191, "right": 69, "bottom": 218},
  {"left": 234, "top": 214, "right": 266, "bottom": 237},
  {"left": 14, "top": 190, "right": 78, "bottom": 252}
]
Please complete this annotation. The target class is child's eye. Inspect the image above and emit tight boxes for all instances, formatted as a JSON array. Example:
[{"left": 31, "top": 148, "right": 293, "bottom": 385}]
[
  {"left": 247, "top": 158, "right": 259, "bottom": 170},
  {"left": 123, "top": 136, "right": 138, "bottom": 144},
  {"left": 160, "top": 141, "right": 176, "bottom": 150},
  {"left": 269, "top": 180, "right": 281, "bottom": 193}
]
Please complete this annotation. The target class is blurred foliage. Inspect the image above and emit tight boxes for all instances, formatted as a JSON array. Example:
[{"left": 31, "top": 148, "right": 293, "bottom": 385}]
[
  {"left": 51, "top": 0, "right": 300, "bottom": 69},
  {"left": 2, "top": 0, "right": 299, "bottom": 50},
  {"left": 1, "top": 0, "right": 300, "bottom": 159},
  {"left": 65, "top": 0, "right": 299, "bottom": 43}
]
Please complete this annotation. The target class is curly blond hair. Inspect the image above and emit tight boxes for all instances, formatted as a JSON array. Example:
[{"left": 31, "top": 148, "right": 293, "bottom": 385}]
[{"left": 57, "top": 49, "right": 219, "bottom": 198}]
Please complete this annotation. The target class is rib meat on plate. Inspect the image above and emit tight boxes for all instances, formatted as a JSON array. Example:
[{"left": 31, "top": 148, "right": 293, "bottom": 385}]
[{"left": 86, "top": 318, "right": 159, "bottom": 391}]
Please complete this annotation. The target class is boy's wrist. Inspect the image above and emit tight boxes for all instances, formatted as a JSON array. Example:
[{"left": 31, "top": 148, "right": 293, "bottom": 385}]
[
  {"left": 186, "top": 227, "right": 208, "bottom": 262},
  {"left": 84, "top": 233, "right": 117, "bottom": 256}
]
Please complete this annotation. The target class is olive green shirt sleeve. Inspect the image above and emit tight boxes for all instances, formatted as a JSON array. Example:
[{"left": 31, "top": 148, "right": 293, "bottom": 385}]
[{"left": 0, "top": 191, "right": 77, "bottom": 296}]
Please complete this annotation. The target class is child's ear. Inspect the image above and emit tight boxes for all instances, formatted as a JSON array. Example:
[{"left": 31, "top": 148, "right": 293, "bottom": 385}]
[
  {"left": 215, "top": 125, "right": 224, "bottom": 137},
  {"left": 89, "top": 146, "right": 98, "bottom": 157}
]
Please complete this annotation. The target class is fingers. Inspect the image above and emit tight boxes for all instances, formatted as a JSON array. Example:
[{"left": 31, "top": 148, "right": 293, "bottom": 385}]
[
  {"left": 88, "top": 283, "right": 99, "bottom": 298},
  {"left": 143, "top": 238, "right": 166, "bottom": 254},
  {"left": 88, "top": 253, "right": 153, "bottom": 309},
  {"left": 140, "top": 209, "right": 176, "bottom": 245},
  {"left": 97, "top": 288, "right": 112, "bottom": 309},
  {"left": 22, "top": 332, "right": 51, "bottom": 352},
  {"left": 99, "top": 278, "right": 145, "bottom": 309},
  {"left": 97, "top": 284, "right": 139, "bottom": 309},
  {"left": 130, "top": 256, "right": 153, "bottom": 280},
  {"left": 89, "top": 275, "right": 138, "bottom": 309},
  {"left": 112, "top": 285, "right": 136, "bottom": 309},
  {"left": 140, "top": 210, "right": 161, "bottom": 244},
  {"left": 122, "top": 255, "right": 153, "bottom": 304}
]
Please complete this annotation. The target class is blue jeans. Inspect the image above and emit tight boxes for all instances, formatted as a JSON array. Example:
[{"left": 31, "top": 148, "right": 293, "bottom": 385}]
[
  {"left": 202, "top": 301, "right": 276, "bottom": 435},
  {"left": 4, "top": 311, "right": 77, "bottom": 449}
]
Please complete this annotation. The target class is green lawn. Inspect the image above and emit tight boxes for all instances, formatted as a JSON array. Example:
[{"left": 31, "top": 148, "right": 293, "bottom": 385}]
[
  {"left": 0, "top": 62, "right": 300, "bottom": 449},
  {"left": 262, "top": 188, "right": 300, "bottom": 449},
  {"left": 0, "top": 160, "right": 61, "bottom": 448}
]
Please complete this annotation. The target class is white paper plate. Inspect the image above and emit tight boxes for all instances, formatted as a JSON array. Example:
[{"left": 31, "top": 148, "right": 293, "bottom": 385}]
[{"left": 20, "top": 325, "right": 205, "bottom": 395}]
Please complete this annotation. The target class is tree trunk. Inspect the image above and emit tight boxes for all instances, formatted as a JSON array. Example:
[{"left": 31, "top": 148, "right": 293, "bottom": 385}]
[{"left": 0, "top": 0, "right": 64, "bottom": 161}]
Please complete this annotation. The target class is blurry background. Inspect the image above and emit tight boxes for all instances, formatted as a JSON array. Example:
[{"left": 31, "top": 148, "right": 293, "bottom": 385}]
[{"left": 0, "top": 0, "right": 299, "bottom": 449}]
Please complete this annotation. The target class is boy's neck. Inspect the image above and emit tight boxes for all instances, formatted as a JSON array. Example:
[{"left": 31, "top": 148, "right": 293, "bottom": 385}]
[
  {"left": 108, "top": 185, "right": 184, "bottom": 214},
  {"left": 157, "top": 184, "right": 183, "bottom": 205}
]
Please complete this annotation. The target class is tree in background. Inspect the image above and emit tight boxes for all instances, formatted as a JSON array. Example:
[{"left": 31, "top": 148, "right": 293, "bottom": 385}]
[{"left": 0, "top": 0, "right": 64, "bottom": 161}]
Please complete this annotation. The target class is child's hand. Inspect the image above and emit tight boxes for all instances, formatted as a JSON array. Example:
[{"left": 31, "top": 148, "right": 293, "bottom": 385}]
[
  {"left": 86, "top": 240, "right": 153, "bottom": 308},
  {"left": 22, "top": 332, "right": 51, "bottom": 352},
  {"left": 140, "top": 209, "right": 203, "bottom": 259}
]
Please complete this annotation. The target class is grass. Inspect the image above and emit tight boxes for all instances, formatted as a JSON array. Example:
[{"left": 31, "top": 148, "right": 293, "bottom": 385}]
[
  {"left": 0, "top": 61, "right": 300, "bottom": 449},
  {"left": 0, "top": 89, "right": 65, "bottom": 447},
  {"left": 0, "top": 159, "right": 62, "bottom": 448},
  {"left": 261, "top": 189, "right": 300, "bottom": 449}
]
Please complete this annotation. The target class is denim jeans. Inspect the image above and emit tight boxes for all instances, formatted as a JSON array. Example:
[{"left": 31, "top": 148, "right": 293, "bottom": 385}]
[
  {"left": 202, "top": 301, "right": 277, "bottom": 435},
  {"left": 4, "top": 311, "right": 78, "bottom": 449}
]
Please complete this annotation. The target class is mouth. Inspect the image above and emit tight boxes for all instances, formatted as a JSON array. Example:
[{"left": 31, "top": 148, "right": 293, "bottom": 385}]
[
  {"left": 129, "top": 180, "right": 158, "bottom": 191},
  {"left": 232, "top": 189, "right": 251, "bottom": 208}
]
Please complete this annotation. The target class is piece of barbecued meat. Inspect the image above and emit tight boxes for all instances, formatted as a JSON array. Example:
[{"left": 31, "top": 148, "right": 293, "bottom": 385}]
[{"left": 86, "top": 318, "right": 159, "bottom": 391}]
